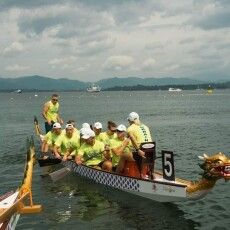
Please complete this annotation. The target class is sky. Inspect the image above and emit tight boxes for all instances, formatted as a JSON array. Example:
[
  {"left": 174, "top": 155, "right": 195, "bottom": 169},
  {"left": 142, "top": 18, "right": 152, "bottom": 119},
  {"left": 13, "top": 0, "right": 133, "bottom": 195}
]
[{"left": 0, "top": 0, "right": 230, "bottom": 82}]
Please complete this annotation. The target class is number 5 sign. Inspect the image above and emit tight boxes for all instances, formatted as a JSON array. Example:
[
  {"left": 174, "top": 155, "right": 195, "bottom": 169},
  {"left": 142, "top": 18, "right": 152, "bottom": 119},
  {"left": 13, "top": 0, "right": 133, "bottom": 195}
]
[{"left": 162, "top": 150, "right": 175, "bottom": 181}]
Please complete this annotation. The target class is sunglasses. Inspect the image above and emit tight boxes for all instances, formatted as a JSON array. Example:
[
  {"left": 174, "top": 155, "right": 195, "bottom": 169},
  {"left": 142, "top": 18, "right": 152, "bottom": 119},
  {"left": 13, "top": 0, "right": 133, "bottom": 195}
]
[
  {"left": 52, "top": 98, "right": 58, "bottom": 102},
  {"left": 116, "top": 130, "right": 123, "bottom": 133}
]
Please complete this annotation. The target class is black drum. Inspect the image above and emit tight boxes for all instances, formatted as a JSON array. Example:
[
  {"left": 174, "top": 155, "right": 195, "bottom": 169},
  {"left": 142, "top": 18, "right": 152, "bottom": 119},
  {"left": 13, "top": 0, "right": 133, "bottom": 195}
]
[
  {"left": 140, "top": 142, "right": 156, "bottom": 163},
  {"left": 133, "top": 142, "right": 156, "bottom": 178}
]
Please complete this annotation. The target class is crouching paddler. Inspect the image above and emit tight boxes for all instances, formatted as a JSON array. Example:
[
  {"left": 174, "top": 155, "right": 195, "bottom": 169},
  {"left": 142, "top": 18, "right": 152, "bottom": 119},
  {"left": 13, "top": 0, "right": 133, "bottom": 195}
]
[{"left": 75, "top": 128, "right": 110, "bottom": 170}]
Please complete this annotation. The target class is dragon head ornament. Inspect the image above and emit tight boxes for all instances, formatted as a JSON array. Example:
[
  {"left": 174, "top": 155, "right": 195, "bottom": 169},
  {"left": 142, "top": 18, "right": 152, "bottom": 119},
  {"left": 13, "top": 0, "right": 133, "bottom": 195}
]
[{"left": 198, "top": 152, "right": 230, "bottom": 181}]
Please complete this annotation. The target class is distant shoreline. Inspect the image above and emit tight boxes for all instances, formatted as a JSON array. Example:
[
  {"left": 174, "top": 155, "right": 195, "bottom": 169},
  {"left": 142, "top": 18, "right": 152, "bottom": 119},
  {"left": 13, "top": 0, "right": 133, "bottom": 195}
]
[{"left": 0, "top": 82, "right": 229, "bottom": 92}]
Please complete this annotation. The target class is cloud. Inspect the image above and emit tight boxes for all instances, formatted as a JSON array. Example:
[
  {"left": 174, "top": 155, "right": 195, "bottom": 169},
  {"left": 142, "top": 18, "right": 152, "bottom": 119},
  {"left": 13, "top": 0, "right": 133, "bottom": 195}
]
[
  {"left": 191, "top": 1, "right": 230, "bottom": 30},
  {"left": 17, "top": 4, "right": 115, "bottom": 38},
  {"left": 2, "top": 42, "right": 24, "bottom": 56},
  {"left": 5, "top": 64, "right": 30, "bottom": 72},
  {"left": 103, "top": 55, "right": 134, "bottom": 71},
  {"left": 49, "top": 56, "right": 77, "bottom": 69},
  {"left": 142, "top": 58, "right": 156, "bottom": 70},
  {"left": 0, "top": 0, "right": 229, "bottom": 81}
]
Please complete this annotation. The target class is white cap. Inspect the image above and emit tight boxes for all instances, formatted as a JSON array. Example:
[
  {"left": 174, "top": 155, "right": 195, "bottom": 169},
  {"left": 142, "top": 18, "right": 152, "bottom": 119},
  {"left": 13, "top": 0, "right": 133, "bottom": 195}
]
[
  {"left": 81, "top": 128, "right": 95, "bottom": 139},
  {"left": 127, "top": 112, "right": 139, "bottom": 121},
  {"left": 117, "top": 124, "right": 127, "bottom": 132},
  {"left": 93, "top": 122, "right": 102, "bottom": 129},
  {"left": 65, "top": 124, "right": 74, "bottom": 129},
  {"left": 82, "top": 123, "right": 90, "bottom": 129},
  {"left": 53, "top": 122, "right": 61, "bottom": 129},
  {"left": 80, "top": 127, "right": 88, "bottom": 135}
]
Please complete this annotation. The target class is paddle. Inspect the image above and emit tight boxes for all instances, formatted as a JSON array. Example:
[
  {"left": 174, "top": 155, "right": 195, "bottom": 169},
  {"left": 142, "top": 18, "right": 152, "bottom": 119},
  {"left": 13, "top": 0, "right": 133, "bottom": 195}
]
[
  {"left": 49, "top": 166, "right": 71, "bottom": 182},
  {"left": 49, "top": 151, "right": 105, "bottom": 181},
  {"left": 38, "top": 157, "right": 62, "bottom": 167},
  {"left": 34, "top": 116, "right": 44, "bottom": 141}
]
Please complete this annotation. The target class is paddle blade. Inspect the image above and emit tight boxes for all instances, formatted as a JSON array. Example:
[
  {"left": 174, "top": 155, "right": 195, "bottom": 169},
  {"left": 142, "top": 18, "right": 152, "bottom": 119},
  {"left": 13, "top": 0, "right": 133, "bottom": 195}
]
[
  {"left": 49, "top": 167, "right": 71, "bottom": 182},
  {"left": 37, "top": 158, "right": 62, "bottom": 167},
  {"left": 34, "top": 116, "right": 42, "bottom": 136}
]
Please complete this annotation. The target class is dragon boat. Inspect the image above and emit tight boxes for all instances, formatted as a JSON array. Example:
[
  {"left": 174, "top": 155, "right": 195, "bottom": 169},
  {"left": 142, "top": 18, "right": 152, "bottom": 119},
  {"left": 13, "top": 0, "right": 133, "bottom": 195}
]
[
  {"left": 0, "top": 139, "right": 41, "bottom": 230},
  {"left": 34, "top": 117, "right": 230, "bottom": 203},
  {"left": 37, "top": 151, "right": 230, "bottom": 203}
]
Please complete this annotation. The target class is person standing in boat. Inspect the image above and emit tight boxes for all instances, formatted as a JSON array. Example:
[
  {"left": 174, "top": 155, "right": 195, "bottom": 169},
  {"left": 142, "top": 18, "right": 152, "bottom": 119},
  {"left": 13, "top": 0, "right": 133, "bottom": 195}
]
[
  {"left": 42, "top": 94, "right": 63, "bottom": 133},
  {"left": 127, "top": 112, "right": 152, "bottom": 156},
  {"left": 53, "top": 124, "right": 80, "bottom": 160},
  {"left": 126, "top": 112, "right": 154, "bottom": 178}
]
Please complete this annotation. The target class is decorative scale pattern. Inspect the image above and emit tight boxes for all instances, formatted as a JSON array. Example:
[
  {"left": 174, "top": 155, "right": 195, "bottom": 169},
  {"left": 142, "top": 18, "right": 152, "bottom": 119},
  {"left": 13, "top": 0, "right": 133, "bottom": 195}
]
[{"left": 64, "top": 161, "right": 139, "bottom": 191}]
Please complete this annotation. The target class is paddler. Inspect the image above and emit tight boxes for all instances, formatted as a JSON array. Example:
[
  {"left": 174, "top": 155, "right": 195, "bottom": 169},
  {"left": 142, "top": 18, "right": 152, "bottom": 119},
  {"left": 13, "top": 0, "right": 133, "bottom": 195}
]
[
  {"left": 100, "top": 120, "right": 117, "bottom": 144},
  {"left": 106, "top": 124, "right": 133, "bottom": 172},
  {"left": 53, "top": 123, "right": 80, "bottom": 160},
  {"left": 42, "top": 94, "right": 63, "bottom": 133},
  {"left": 75, "top": 128, "right": 109, "bottom": 169},
  {"left": 93, "top": 122, "right": 107, "bottom": 143},
  {"left": 41, "top": 122, "right": 62, "bottom": 158}
]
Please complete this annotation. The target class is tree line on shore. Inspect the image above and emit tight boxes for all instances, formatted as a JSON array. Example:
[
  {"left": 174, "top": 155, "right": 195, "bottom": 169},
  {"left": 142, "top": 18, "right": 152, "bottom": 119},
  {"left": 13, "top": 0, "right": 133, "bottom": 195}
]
[{"left": 0, "top": 82, "right": 229, "bottom": 92}]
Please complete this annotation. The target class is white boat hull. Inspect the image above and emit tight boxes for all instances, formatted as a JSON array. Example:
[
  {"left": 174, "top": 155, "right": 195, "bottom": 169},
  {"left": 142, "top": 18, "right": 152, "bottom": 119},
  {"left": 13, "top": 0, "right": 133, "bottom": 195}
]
[
  {"left": 0, "top": 192, "right": 20, "bottom": 230},
  {"left": 63, "top": 161, "right": 187, "bottom": 202}
]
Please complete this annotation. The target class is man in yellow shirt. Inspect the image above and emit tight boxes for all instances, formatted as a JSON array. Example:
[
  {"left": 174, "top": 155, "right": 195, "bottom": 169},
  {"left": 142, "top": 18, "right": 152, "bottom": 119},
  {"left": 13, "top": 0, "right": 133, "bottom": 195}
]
[
  {"left": 42, "top": 94, "right": 63, "bottom": 133},
  {"left": 127, "top": 112, "right": 152, "bottom": 157},
  {"left": 53, "top": 124, "right": 80, "bottom": 160},
  {"left": 75, "top": 128, "right": 108, "bottom": 169},
  {"left": 100, "top": 120, "right": 117, "bottom": 144},
  {"left": 93, "top": 122, "right": 107, "bottom": 143},
  {"left": 108, "top": 124, "right": 133, "bottom": 172},
  {"left": 41, "top": 122, "right": 62, "bottom": 158},
  {"left": 127, "top": 112, "right": 154, "bottom": 178}
]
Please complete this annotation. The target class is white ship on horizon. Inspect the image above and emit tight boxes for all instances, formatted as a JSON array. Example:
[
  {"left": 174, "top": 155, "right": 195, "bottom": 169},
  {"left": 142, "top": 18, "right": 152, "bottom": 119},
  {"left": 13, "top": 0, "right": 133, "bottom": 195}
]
[
  {"left": 87, "top": 84, "right": 101, "bottom": 92},
  {"left": 168, "top": 87, "right": 182, "bottom": 92}
]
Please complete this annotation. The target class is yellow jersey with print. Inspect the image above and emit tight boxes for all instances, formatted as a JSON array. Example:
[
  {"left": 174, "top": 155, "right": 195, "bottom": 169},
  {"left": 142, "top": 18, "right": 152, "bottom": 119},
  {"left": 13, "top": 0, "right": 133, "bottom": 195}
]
[
  {"left": 127, "top": 123, "right": 152, "bottom": 148},
  {"left": 46, "top": 101, "right": 59, "bottom": 122},
  {"left": 100, "top": 132, "right": 117, "bottom": 145},
  {"left": 109, "top": 137, "right": 133, "bottom": 166},
  {"left": 77, "top": 140, "right": 105, "bottom": 166},
  {"left": 55, "top": 133, "right": 80, "bottom": 155},
  {"left": 45, "top": 131, "right": 62, "bottom": 146}
]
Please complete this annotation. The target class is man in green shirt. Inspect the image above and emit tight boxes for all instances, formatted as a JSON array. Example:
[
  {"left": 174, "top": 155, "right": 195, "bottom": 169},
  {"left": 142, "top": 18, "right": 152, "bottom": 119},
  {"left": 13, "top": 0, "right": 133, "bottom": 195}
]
[
  {"left": 75, "top": 128, "right": 109, "bottom": 169},
  {"left": 54, "top": 124, "right": 80, "bottom": 160},
  {"left": 108, "top": 124, "right": 133, "bottom": 172},
  {"left": 41, "top": 122, "right": 62, "bottom": 158}
]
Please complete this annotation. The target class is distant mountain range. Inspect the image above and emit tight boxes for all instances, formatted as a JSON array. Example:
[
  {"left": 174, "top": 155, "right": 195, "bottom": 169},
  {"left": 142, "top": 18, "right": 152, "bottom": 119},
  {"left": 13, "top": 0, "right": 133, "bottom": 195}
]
[{"left": 0, "top": 75, "right": 228, "bottom": 91}]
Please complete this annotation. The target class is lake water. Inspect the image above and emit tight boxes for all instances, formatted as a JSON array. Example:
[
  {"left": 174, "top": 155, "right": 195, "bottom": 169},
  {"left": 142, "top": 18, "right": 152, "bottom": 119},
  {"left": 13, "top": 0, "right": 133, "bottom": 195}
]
[{"left": 0, "top": 90, "right": 229, "bottom": 230}]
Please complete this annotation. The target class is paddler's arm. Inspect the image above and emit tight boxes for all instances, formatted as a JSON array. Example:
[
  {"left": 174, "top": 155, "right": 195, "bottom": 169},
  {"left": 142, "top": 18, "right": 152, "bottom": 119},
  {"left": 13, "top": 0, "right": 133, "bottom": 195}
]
[
  {"left": 75, "top": 151, "right": 84, "bottom": 165},
  {"left": 63, "top": 149, "right": 71, "bottom": 161},
  {"left": 53, "top": 144, "right": 62, "bottom": 159},
  {"left": 128, "top": 132, "right": 145, "bottom": 158},
  {"left": 103, "top": 145, "right": 111, "bottom": 160},
  {"left": 112, "top": 138, "right": 130, "bottom": 156},
  {"left": 42, "top": 102, "right": 52, "bottom": 125}
]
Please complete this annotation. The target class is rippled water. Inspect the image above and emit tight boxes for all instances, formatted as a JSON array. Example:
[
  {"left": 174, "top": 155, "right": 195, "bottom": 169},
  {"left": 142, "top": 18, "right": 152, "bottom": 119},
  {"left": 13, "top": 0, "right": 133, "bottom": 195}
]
[{"left": 0, "top": 90, "right": 229, "bottom": 230}]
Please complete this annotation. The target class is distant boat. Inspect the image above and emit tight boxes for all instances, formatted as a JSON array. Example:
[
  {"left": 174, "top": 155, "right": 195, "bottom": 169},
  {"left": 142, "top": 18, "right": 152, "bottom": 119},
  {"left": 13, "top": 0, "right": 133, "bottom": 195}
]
[
  {"left": 207, "top": 85, "right": 213, "bottom": 94},
  {"left": 15, "top": 89, "right": 22, "bottom": 93},
  {"left": 87, "top": 84, "right": 101, "bottom": 92},
  {"left": 168, "top": 88, "right": 182, "bottom": 92}
]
